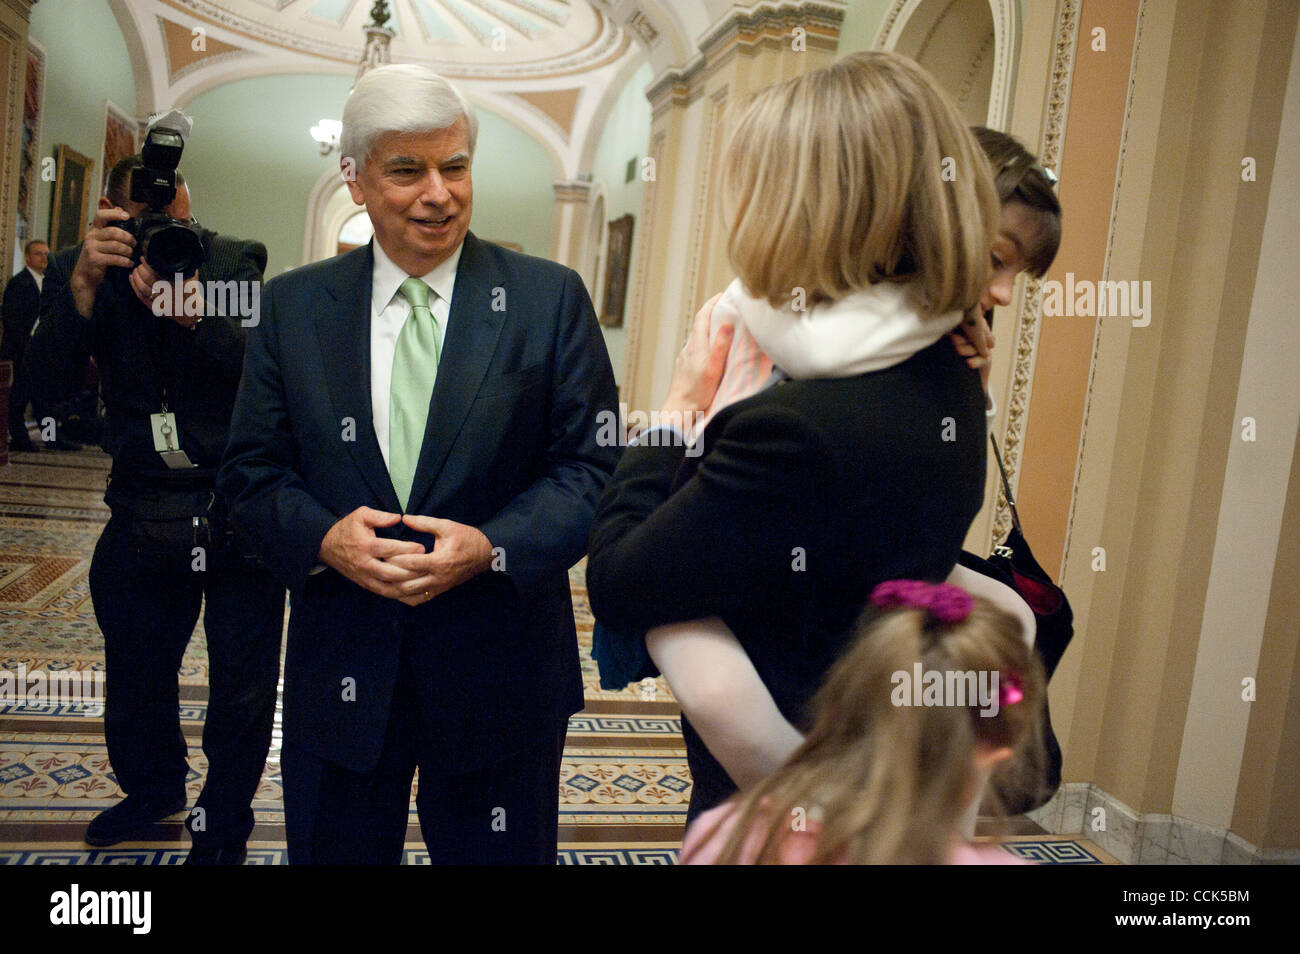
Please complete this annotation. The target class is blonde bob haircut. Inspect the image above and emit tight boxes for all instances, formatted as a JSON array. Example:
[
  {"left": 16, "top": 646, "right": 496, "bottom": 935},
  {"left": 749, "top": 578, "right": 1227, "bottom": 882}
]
[{"left": 720, "top": 51, "right": 998, "bottom": 317}]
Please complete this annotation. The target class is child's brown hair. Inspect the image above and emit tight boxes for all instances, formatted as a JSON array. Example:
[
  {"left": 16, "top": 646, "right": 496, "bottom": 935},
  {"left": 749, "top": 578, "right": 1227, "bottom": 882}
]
[{"left": 972, "top": 125, "right": 1062, "bottom": 277}]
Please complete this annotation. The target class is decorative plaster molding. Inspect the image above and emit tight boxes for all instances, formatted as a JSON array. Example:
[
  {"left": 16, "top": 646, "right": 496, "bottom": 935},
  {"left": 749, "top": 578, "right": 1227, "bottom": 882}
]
[
  {"left": 157, "top": 15, "right": 254, "bottom": 85},
  {"left": 580, "top": 183, "right": 608, "bottom": 311},
  {"left": 992, "top": 0, "right": 1079, "bottom": 547},
  {"left": 625, "top": 8, "right": 661, "bottom": 48},
  {"left": 872, "top": 0, "right": 908, "bottom": 47},
  {"left": 1037, "top": 0, "right": 1079, "bottom": 198},
  {"left": 1, "top": 11, "right": 26, "bottom": 265},
  {"left": 552, "top": 179, "right": 594, "bottom": 202},
  {"left": 646, "top": 2, "right": 843, "bottom": 116},
  {"left": 17, "top": 38, "right": 43, "bottom": 238},
  {"left": 621, "top": 129, "right": 665, "bottom": 401},
  {"left": 955, "top": 30, "right": 994, "bottom": 114},
  {"left": 164, "top": 0, "right": 625, "bottom": 79},
  {"left": 1059, "top": 0, "right": 1145, "bottom": 579},
  {"left": 679, "top": 86, "right": 728, "bottom": 349},
  {"left": 695, "top": 0, "right": 843, "bottom": 59},
  {"left": 874, "top": 0, "right": 1018, "bottom": 129},
  {"left": 167, "top": 0, "right": 383, "bottom": 61},
  {"left": 985, "top": 0, "right": 1018, "bottom": 129},
  {"left": 512, "top": 87, "right": 582, "bottom": 141},
  {"left": 912, "top": 3, "right": 950, "bottom": 57}
]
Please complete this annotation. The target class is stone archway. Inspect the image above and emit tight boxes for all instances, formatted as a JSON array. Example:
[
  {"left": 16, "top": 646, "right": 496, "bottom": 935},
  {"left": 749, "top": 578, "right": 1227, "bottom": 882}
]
[
  {"left": 875, "top": 0, "right": 1020, "bottom": 128},
  {"left": 301, "top": 166, "right": 353, "bottom": 267},
  {"left": 583, "top": 188, "right": 608, "bottom": 313}
]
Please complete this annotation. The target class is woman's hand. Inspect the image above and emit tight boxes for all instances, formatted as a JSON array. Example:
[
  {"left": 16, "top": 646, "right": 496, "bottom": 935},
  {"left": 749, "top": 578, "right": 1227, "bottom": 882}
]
[
  {"left": 950, "top": 309, "right": 994, "bottom": 392},
  {"left": 660, "top": 292, "right": 733, "bottom": 420}
]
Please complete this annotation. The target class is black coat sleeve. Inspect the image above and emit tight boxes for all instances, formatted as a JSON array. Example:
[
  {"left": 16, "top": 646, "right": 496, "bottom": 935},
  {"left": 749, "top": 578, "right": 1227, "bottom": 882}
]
[
  {"left": 189, "top": 236, "right": 268, "bottom": 384},
  {"left": 217, "top": 276, "right": 340, "bottom": 592},
  {"left": 477, "top": 267, "right": 621, "bottom": 596},
  {"left": 585, "top": 402, "right": 829, "bottom": 634}
]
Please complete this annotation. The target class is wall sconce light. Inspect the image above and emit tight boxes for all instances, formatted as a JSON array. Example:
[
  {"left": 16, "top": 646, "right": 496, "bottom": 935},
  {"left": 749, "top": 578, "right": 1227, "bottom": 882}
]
[{"left": 310, "top": 119, "right": 342, "bottom": 155}]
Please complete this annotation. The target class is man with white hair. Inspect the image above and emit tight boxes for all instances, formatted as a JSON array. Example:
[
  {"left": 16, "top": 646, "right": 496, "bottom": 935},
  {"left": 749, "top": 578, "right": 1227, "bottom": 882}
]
[{"left": 219, "top": 64, "right": 619, "bottom": 864}]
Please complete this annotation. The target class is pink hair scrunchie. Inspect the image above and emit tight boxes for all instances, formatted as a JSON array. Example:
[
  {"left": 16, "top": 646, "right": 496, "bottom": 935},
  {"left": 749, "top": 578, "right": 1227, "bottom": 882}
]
[{"left": 868, "top": 579, "right": 974, "bottom": 624}]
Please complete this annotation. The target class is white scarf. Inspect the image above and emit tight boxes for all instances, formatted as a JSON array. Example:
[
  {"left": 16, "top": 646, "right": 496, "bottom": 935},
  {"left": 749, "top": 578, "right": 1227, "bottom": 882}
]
[{"left": 714, "top": 277, "right": 962, "bottom": 379}]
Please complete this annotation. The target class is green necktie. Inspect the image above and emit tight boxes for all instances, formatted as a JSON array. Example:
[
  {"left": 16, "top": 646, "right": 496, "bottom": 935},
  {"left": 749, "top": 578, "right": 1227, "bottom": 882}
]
[{"left": 389, "top": 277, "right": 440, "bottom": 510}]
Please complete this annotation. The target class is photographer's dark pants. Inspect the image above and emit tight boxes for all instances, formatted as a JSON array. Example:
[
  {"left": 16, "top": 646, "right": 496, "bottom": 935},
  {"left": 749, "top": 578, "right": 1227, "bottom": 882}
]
[{"left": 89, "top": 509, "right": 285, "bottom": 849}]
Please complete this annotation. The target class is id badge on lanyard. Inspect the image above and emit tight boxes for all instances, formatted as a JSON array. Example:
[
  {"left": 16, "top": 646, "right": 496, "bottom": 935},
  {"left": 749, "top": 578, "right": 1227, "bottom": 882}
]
[{"left": 150, "top": 407, "right": 197, "bottom": 469}]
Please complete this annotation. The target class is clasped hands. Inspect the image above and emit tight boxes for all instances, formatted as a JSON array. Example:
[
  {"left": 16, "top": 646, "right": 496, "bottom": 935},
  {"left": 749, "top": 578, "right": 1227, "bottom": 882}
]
[{"left": 319, "top": 507, "right": 494, "bottom": 606}]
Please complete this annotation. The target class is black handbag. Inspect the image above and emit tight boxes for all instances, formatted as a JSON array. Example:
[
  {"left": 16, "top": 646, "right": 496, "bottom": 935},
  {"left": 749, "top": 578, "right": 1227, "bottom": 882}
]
[
  {"left": 960, "top": 434, "right": 1075, "bottom": 813},
  {"left": 114, "top": 483, "right": 220, "bottom": 568}
]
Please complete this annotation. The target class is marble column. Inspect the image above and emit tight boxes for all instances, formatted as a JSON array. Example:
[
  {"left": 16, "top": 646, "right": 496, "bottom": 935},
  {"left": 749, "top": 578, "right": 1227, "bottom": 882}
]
[{"left": 620, "top": 3, "right": 844, "bottom": 414}]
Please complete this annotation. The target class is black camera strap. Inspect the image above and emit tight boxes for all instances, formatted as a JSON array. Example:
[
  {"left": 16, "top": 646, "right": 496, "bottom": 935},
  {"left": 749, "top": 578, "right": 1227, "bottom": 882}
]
[{"left": 143, "top": 292, "right": 198, "bottom": 470}]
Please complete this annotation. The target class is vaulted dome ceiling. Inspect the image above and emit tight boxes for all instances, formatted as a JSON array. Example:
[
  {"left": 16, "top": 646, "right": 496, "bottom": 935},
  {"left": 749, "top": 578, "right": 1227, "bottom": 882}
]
[
  {"left": 169, "top": 0, "right": 620, "bottom": 75},
  {"left": 104, "top": 0, "right": 722, "bottom": 177}
]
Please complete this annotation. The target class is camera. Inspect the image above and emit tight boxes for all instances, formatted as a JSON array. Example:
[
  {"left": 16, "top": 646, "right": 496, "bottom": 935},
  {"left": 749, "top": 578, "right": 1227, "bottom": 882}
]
[{"left": 122, "top": 125, "right": 207, "bottom": 277}]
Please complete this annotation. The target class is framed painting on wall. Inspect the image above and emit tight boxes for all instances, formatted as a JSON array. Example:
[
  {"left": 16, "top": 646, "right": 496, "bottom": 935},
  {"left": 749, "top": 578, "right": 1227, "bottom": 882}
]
[
  {"left": 600, "top": 214, "right": 634, "bottom": 328},
  {"left": 49, "top": 145, "right": 94, "bottom": 253},
  {"left": 17, "top": 41, "right": 45, "bottom": 251},
  {"left": 102, "top": 101, "right": 139, "bottom": 198}
]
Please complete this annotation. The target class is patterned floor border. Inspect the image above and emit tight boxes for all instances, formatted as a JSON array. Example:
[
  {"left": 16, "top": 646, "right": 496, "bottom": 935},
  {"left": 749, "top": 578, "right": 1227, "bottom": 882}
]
[
  {"left": 0, "top": 836, "right": 1109, "bottom": 866},
  {"left": 1, "top": 445, "right": 1115, "bottom": 865}
]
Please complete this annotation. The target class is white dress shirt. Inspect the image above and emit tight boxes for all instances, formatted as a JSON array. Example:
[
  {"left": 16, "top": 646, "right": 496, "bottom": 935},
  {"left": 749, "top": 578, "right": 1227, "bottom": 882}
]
[
  {"left": 369, "top": 238, "right": 461, "bottom": 468},
  {"left": 26, "top": 268, "right": 45, "bottom": 338}
]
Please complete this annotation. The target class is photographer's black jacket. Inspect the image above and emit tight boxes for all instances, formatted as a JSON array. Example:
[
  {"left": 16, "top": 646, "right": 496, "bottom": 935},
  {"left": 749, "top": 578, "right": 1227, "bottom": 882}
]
[{"left": 35, "top": 229, "right": 267, "bottom": 486}]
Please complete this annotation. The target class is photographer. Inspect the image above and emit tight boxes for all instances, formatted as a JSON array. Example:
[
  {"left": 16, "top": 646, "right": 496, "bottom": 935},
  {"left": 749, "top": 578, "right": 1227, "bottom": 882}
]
[{"left": 37, "top": 138, "right": 284, "bottom": 865}]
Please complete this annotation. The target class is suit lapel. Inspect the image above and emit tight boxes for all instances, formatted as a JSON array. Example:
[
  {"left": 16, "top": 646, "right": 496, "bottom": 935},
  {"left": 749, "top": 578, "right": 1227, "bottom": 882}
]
[
  {"left": 314, "top": 243, "right": 404, "bottom": 513},
  {"left": 405, "top": 232, "right": 506, "bottom": 513}
]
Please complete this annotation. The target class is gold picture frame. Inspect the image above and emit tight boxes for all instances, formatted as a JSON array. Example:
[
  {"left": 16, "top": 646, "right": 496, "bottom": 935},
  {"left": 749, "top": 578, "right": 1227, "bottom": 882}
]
[
  {"left": 600, "top": 214, "right": 634, "bottom": 328},
  {"left": 102, "top": 101, "right": 139, "bottom": 199},
  {"left": 18, "top": 41, "right": 46, "bottom": 248},
  {"left": 49, "top": 144, "right": 94, "bottom": 253}
]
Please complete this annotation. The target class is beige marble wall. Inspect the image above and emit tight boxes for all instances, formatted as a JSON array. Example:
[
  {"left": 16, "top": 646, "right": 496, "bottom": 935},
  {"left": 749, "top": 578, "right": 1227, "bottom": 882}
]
[
  {"left": 609, "top": 0, "right": 1300, "bottom": 860},
  {"left": 1044, "top": 0, "right": 1300, "bottom": 857}
]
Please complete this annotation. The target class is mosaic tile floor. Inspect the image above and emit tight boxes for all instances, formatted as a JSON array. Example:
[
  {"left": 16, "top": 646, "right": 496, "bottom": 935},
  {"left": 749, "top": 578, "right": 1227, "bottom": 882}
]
[{"left": 0, "top": 439, "right": 1114, "bottom": 864}]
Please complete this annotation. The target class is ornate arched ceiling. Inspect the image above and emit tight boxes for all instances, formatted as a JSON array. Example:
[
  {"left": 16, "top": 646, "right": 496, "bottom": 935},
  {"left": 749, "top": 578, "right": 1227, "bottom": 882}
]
[
  {"left": 158, "top": 0, "right": 618, "bottom": 74},
  {"left": 104, "top": 0, "right": 731, "bottom": 177}
]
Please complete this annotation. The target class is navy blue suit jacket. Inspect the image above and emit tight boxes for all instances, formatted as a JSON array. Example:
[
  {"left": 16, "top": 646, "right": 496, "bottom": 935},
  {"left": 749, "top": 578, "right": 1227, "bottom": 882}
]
[{"left": 218, "top": 233, "right": 619, "bottom": 772}]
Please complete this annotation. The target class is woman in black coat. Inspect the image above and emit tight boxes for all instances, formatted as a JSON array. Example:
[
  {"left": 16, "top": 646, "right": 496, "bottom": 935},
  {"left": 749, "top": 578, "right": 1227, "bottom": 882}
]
[{"left": 586, "top": 52, "right": 1000, "bottom": 821}]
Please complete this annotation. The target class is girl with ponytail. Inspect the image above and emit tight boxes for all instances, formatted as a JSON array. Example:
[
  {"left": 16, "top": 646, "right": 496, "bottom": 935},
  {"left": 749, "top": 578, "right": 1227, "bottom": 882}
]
[{"left": 679, "top": 581, "right": 1046, "bottom": 865}]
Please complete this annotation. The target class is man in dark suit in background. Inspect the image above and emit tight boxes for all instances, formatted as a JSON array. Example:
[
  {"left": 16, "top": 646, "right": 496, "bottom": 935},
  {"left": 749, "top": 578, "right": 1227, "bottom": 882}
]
[
  {"left": 219, "top": 64, "right": 619, "bottom": 864},
  {"left": 3, "top": 239, "right": 48, "bottom": 451},
  {"left": 39, "top": 154, "right": 285, "bottom": 864}
]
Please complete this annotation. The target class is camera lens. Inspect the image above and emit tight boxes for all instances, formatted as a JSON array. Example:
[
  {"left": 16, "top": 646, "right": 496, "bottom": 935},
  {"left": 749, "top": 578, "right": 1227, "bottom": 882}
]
[{"left": 144, "top": 222, "right": 206, "bottom": 277}]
